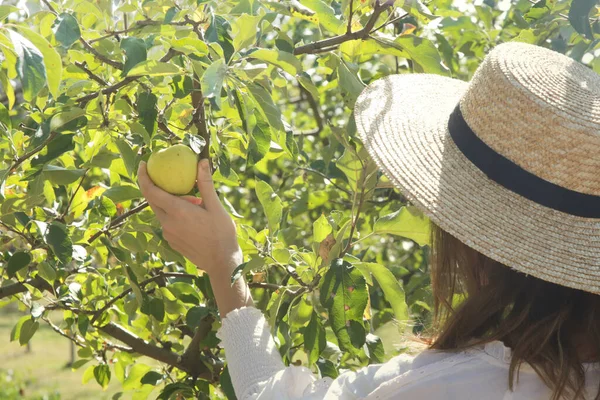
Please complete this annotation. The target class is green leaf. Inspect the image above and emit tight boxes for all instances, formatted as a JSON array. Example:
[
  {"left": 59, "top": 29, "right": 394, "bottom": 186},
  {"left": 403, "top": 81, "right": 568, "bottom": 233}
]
[
  {"left": 13, "top": 26, "right": 62, "bottom": 98},
  {"left": 304, "top": 312, "right": 326, "bottom": 365},
  {"left": 102, "top": 185, "right": 141, "bottom": 203},
  {"left": 49, "top": 108, "right": 87, "bottom": 131},
  {"left": 247, "top": 82, "right": 284, "bottom": 131},
  {"left": 317, "top": 358, "right": 338, "bottom": 379},
  {"left": 136, "top": 92, "right": 157, "bottom": 137},
  {"left": 219, "top": 365, "right": 237, "bottom": 400},
  {"left": 255, "top": 180, "right": 283, "bottom": 233},
  {"left": 354, "top": 262, "right": 408, "bottom": 323},
  {"left": 319, "top": 259, "right": 368, "bottom": 353},
  {"left": 37, "top": 261, "right": 57, "bottom": 283},
  {"left": 82, "top": 365, "right": 95, "bottom": 384},
  {"left": 170, "top": 37, "right": 209, "bottom": 55},
  {"left": 232, "top": 13, "right": 262, "bottom": 50},
  {"left": 336, "top": 148, "right": 362, "bottom": 191},
  {"left": 31, "top": 134, "right": 74, "bottom": 167},
  {"left": 121, "top": 37, "right": 147, "bottom": 76},
  {"left": 19, "top": 318, "right": 39, "bottom": 345},
  {"left": 6, "top": 251, "right": 32, "bottom": 278},
  {"left": 45, "top": 221, "right": 73, "bottom": 264},
  {"left": 337, "top": 58, "right": 365, "bottom": 108},
  {"left": 313, "top": 214, "right": 332, "bottom": 243},
  {"left": 365, "top": 333, "right": 385, "bottom": 363},
  {"left": 158, "top": 382, "right": 194, "bottom": 400},
  {"left": 114, "top": 139, "right": 137, "bottom": 178},
  {"left": 94, "top": 364, "right": 111, "bottom": 390},
  {"left": 248, "top": 118, "right": 271, "bottom": 166},
  {"left": 370, "top": 35, "right": 450, "bottom": 76},
  {"left": 569, "top": 0, "right": 596, "bottom": 40},
  {"left": 374, "top": 206, "right": 431, "bottom": 247},
  {"left": 141, "top": 297, "right": 165, "bottom": 322},
  {"left": 43, "top": 165, "right": 86, "bottom": 186},
  {"left": 186, "top": 305, "right": 210, "bottom": 329},
  {"left": 94, "top": 197, "right": 117, "bottom": 217},
  {"left": 201, "top": 59, "right": 227, "bottom": 108},
  {"left": 10, "top": 315, "right": 28, "bottom": 342},
  {"left": 141, "top": 371, "right": 163, "bottom": 386},
  {"left": 52, "top": 13, "right": 81, "bottom": 48},
  {"left": 127, "top": 60, "right": 183, "bottom": 77},
  {"left": 7, "top": 30, "right": 46, "bottom": 101},
  {"left": 300, "top": 0, "right": 343, "bottom": 33},
  {"left": 0, "top": 5, "right": 18, "bottom": 20},
  {"left": 248, "top": 48, "right": 302, "bottom": 75},
  {"left": 123, "top": 363, "right": 151, "bottom": 391}
]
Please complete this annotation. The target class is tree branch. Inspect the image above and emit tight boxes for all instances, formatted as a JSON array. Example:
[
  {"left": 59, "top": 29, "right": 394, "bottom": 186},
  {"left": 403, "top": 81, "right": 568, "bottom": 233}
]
[
  {"left": 87, "top": 201, "right": 149, "bottom": 244},
  {"left": 0, "top": 276, "right": 52, "bottom": 299},
  {"left": 99, "top": 322, "right": 212, "bottom": 378},
  {"left": 293, "top": 1, "right": 400, "bottom": 56},
  {"left": 180, "top": 315, "right": 215, "bottom": 370}
]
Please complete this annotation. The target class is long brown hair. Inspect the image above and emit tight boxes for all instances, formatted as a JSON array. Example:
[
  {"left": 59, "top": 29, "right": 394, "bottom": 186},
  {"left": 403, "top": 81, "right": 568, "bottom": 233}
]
[{"left": 428, "top": 222, "right": 600, "bottom": 400}]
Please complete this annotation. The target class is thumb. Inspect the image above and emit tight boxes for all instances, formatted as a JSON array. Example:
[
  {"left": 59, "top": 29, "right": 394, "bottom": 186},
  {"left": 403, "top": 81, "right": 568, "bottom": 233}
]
[{"left": 196, "top": 159, "right": 221, "bottom": 211}]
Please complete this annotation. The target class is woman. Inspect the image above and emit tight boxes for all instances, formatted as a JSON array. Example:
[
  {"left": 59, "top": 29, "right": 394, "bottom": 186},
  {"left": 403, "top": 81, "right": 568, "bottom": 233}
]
[{"left": 137, "top": 42, "right": 600, "bottom": 399}]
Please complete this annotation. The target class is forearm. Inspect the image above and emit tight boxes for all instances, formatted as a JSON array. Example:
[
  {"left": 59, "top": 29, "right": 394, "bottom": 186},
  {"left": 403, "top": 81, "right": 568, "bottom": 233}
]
[{"left": 210, "top": 274, "right": 255, "bottom": 318}]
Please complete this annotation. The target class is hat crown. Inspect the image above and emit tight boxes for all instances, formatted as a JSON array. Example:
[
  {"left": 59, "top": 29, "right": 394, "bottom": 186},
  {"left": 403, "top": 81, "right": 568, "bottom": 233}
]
[{"left": 459, "top": 42, "right": 600, "bottom": 196}]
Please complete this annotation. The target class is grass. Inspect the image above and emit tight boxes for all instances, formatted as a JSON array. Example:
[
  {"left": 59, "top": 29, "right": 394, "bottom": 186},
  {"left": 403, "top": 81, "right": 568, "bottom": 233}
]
[{"left": 0, "top": 307, "right": 122, "bottom": 400}]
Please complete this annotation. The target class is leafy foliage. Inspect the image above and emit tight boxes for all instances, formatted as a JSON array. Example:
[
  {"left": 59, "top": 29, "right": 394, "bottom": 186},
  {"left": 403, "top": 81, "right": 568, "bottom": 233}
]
[{"left": 0, "top": 0, "right": 595, "bottom": 398}]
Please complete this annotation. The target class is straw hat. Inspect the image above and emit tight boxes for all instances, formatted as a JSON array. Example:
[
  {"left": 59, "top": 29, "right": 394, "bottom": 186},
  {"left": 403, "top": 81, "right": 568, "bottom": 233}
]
[{"left": 354, "top": 42, "right": 600, "bottom": 294}]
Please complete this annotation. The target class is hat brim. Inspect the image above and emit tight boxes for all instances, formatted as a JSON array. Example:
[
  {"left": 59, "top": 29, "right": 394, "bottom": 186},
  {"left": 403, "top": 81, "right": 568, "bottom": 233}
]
[{"left": 355, "top": 74, "right": 600, "bottom": 294}]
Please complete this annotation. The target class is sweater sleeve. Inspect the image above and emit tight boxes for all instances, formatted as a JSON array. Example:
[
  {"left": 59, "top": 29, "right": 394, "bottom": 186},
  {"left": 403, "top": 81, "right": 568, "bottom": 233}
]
[{"left": 216, "top": 306, "right": 409, "bottom": 400}]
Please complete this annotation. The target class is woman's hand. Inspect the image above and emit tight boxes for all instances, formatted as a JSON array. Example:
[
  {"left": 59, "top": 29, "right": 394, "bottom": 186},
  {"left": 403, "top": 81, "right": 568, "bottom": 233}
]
[{"left": 137, "top": 159, "right": 243, "bottom": 280}]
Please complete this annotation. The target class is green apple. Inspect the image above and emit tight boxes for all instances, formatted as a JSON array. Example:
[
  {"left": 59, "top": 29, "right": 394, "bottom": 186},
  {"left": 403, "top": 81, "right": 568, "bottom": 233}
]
[{"left": 147, "top": 144, "right": 198, "bottom": 195}]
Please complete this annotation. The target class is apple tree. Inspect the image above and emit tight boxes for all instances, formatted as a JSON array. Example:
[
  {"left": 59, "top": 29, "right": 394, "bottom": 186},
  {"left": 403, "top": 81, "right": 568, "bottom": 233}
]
[{"left": 0, "top": 0, "right": 596, "bottom": 398}]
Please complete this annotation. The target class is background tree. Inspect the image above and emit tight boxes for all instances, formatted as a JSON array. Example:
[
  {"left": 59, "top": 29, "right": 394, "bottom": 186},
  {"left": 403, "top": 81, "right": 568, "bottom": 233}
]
[{"left": 0, "top": 0, "right": 597, "bottom": 398}]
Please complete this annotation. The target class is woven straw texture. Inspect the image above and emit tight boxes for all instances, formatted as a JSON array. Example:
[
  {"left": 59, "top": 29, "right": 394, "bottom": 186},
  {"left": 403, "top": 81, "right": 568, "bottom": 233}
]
[{"left": 354, "top": 42, "right": 600, "bottom": 295}]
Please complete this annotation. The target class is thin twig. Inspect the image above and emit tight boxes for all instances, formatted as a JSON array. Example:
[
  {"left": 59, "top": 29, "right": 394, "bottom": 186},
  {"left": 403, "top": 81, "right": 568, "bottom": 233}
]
[
  {"left": 347, "top": 0, "right": 354, "bottom": 34},
  {"left": 0, "top": 221, "right": 36, "bottom": 247},
  {"left": 42, "top": 316, "right": 86, "bottom": 348},
  {"left": 59, "top": 169, "right": 89, "bottom": 220},
  {"left": 74, "top": 61, "right": 108, "bottom": 86},
  {"left": 299, "top": 85, "right": 323, "bottom": 134},
  {"left": 294, "top": 0, "right": 395, "bottom": 55},
  {"left": 90, "top": 271, "right": 196, "bottom": 324},
  {"left": 9, "top": 131, "right": 59, "bottom": 174},
  {"left": 75, "top": 49, "right": 181, "bottom": 105},
  {"left": 296, "top": 167, "right": 352, "bottom": 196},
  {"left": 248, "top": 282, "right": 281, "bottom": 291},
  {"left": 41, "top": 0, "right": 124, "bottom": 69},
  {"left": 342, "top": 163, "right": 368, "bottom": 255},
  {"left": 87, "top": 202, "right": 149, "bottom": 244}
]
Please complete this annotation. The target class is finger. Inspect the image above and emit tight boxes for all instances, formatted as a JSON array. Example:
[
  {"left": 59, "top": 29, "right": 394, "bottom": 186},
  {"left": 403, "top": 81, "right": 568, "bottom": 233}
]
[
  {"left": 137, "top": 162, "right": 182, "bottom": 212},
  {"left": 146, "top": 200, "right": 168, "bottom": 221},
  {"left": 181, "top": 195, "right": 205, "bottom": 208},
  {"left": 196, "top": 159, "right": 222, "bottom": 212}
]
